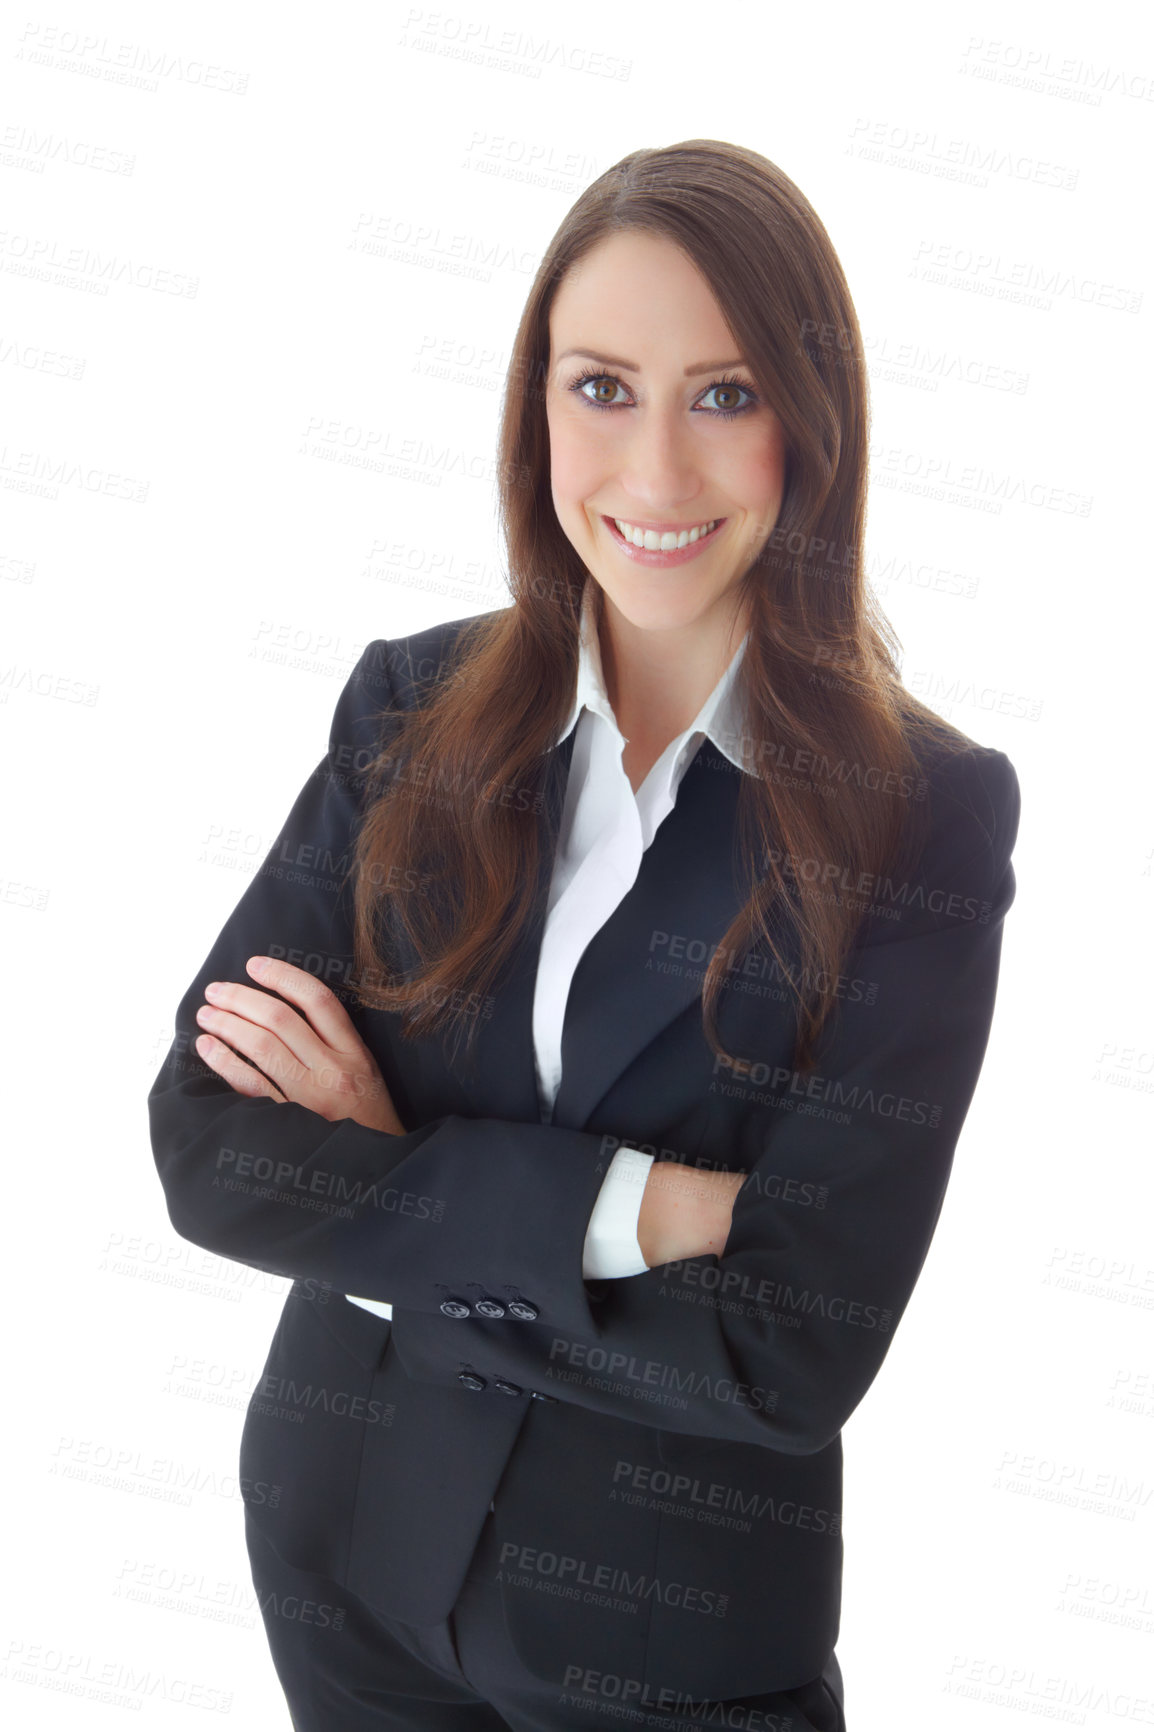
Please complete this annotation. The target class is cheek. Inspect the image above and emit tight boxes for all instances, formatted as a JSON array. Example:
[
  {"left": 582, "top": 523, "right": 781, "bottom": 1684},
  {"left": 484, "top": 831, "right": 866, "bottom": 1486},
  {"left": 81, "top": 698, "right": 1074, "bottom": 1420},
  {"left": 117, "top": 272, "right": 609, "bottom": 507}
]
[
  {"left": 723, "top": 443, "right": 786, "bottom": 549},
  {"left": 734, "top": 432, "right": 787, "bottom": 512},
  {"left": 547, "top": 408, "right": 606, "bottom": 504}
]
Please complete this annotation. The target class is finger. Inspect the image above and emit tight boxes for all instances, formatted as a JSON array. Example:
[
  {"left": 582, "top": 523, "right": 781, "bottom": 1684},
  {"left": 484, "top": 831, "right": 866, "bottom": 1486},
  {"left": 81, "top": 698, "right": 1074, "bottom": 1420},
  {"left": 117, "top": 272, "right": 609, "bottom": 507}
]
[
  {"left": 194, "top": 1032, "right": 287, "bottom": 1102},
  {"left": 198, "top": 977, "right": 389, "bottom": 1123},
  {"left": 201, "top": 977, "right": 333, "bottom": 1075},
  {"left": 243, "top": 956, "right": 363, "bottom": 1051},
  {"left": 195, "top": 1004, "right": 311, "bottom": 1096}
]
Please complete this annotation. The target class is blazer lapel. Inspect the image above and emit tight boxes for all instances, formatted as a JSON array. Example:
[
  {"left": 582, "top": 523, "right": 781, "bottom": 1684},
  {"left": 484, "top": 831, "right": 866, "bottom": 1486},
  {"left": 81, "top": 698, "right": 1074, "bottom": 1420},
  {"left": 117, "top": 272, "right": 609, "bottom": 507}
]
[{"left": 549, "top": 738, "right": 747, "bottom": 1131}]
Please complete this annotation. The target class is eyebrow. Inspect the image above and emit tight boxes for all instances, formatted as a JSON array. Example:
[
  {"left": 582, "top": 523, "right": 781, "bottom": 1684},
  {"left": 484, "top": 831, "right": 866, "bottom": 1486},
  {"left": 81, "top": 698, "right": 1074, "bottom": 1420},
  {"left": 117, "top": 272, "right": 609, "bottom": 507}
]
[{"left": 555, "top": 347, "right": 748, "bottom": 376}]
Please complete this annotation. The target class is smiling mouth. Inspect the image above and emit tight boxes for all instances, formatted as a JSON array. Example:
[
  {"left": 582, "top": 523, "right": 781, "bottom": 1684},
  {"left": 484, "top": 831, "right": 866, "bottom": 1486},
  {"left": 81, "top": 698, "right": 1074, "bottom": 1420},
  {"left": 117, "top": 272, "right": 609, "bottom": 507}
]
[{"left": 605, "top": 515, "right": 724, "bottom": 551}]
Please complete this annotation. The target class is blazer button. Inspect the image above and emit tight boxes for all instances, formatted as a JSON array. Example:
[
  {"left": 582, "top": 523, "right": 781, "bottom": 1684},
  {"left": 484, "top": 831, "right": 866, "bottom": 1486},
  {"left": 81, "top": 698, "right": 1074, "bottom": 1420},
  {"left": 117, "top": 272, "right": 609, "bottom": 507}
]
[
  {"left": 458, "top": 1370, "right": 487, "bottom": 1392},
  {"left": 473, "top": 1296, "right": 506, "bottom": 1318},
  {"left": 492, "top": 1378, "right": 522, "bottom": 1397},
  {"left": 440, "top": 1298, "right": 472, "bottom": 1318},
  {"left": 529, "top": 1390, "right": 557, "bottom": 1403},
  {"left": 506, "top": 1299, "right": 538, "bottom": 1321}
]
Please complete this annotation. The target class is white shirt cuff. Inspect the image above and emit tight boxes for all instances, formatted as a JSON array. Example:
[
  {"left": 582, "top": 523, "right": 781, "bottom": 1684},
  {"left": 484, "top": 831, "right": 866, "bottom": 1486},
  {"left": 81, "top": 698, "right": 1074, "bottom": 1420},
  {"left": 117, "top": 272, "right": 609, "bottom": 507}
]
[{"left": 582, "top": 1147, "right": 654, "bottom": 1278}]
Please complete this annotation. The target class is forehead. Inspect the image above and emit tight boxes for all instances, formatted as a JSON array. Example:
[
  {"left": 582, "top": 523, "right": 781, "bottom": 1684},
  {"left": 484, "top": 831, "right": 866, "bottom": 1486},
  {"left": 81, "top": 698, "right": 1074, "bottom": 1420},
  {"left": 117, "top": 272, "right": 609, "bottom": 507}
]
[{"left": 549, "top": 231, "right": 732, "bottom": 352}]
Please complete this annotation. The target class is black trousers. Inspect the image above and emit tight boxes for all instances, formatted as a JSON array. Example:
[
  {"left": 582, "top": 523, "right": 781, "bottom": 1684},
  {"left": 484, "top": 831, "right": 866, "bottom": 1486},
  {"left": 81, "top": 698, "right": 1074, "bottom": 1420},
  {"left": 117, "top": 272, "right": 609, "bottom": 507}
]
[{"left": 246, "top": 1511, "right": 847, "bottom": 1731}]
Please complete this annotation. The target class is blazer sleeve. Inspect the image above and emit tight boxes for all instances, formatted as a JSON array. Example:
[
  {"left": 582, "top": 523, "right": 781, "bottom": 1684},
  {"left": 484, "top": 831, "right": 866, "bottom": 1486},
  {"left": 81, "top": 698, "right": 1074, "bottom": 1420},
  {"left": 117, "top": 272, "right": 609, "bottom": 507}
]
[
  {"left": 147, "top": 639, "right": 626, "bottom": 1305},
  {"left": 381, "top": 744, "right": 1022, "bottom": 1456},
  {"left": 345, "top": 1145, "right": 655, "bottom": 1320}
]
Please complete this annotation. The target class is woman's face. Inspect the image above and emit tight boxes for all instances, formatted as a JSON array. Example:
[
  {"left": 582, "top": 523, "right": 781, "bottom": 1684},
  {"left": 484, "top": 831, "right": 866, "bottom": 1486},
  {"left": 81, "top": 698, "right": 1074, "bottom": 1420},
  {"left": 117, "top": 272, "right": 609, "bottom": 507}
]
[{"left": 545, "top": 228, "right": 788, "bottom": 643}]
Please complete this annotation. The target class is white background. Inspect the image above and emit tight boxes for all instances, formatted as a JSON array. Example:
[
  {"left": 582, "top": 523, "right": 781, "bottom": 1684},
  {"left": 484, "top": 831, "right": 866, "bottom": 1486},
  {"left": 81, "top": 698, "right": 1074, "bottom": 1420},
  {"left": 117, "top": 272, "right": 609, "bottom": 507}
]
[{"left": 2, "top": 0, "right": 1151, "bottom": 1725}]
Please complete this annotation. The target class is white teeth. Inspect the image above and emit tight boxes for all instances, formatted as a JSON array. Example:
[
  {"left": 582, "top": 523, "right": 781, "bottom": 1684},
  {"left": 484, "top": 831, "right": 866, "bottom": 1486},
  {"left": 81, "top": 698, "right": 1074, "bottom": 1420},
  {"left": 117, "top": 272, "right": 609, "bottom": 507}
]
[{"left": 613, "top": 518, "right": 717, "bottom": 551}]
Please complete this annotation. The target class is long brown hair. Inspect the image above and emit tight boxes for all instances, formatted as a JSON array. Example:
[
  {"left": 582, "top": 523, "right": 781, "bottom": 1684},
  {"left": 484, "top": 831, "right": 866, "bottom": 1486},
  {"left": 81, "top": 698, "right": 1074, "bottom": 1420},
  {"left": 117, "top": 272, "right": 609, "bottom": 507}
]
[{"left": 347, "top": 138, "right": 971, "bottom": 1078}]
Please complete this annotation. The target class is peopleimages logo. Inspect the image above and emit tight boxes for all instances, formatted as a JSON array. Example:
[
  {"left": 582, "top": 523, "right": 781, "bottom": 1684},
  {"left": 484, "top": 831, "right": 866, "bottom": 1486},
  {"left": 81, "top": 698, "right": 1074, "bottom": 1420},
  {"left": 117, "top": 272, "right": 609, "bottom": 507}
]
[
  {"left": 664, "top": 1261, "right": 894, "bottom": 1334},
  {"left": 253, "top": 1376, "right": 395, "bottom": 1426},
  {"left": 611, "top": 1460, "right": 842, "bottom": 1536},
  {"left": 714, "top": 733, "right": 930, "bottom": 798},
  {"left": 709, "top": 1054, "right": 943, "bottom": 1128},
  {"left": 497, "top": 1542, "right": 728, "bottom": 1616},
  {"left": 759, "top": 846, "right": 985, "bottom": 922},
  {"left": 546, "top": 1338, "right": 776, "bottom": 1414}
]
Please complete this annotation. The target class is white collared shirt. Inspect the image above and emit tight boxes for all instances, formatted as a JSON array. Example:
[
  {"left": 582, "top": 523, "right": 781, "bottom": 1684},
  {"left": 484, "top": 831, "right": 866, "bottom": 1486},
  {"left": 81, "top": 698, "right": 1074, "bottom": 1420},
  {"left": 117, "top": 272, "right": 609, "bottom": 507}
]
[
  {"left": 347, "top": 582, "right": 750, "bottom": 1318},
  {"left": 536, "top": 581, "right": 750, "bottom": 1275}
]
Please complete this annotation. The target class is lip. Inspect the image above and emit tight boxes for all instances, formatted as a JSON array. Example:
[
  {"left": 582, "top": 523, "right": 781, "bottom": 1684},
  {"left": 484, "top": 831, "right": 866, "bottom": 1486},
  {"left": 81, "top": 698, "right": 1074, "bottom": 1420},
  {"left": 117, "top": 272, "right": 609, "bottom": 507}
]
[{"left": 602, "top": 514, "right": 726, "bottom": 568}]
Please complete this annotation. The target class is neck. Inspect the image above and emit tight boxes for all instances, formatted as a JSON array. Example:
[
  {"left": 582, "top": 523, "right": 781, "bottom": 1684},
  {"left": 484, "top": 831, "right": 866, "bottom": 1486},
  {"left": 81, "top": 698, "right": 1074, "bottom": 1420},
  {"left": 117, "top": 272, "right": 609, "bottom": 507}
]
[{"left": 596, "top": 588, "right": 748, "bottom": 749}]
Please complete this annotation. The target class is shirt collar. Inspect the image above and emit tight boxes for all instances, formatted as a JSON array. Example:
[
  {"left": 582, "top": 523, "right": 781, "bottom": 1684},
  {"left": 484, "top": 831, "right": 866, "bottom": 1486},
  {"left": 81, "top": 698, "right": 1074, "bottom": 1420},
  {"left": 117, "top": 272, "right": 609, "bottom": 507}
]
[{"left": 556, "top": 579, "right": 753, "bottom": 777}]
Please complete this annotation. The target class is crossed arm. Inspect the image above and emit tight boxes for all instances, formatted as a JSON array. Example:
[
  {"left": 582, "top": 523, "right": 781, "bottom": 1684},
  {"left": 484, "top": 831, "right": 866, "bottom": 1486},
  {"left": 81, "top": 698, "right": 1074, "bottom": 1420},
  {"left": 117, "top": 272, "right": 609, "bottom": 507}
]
[{"left": 189, "top": 951, "right": 745, "bottom": 1271}]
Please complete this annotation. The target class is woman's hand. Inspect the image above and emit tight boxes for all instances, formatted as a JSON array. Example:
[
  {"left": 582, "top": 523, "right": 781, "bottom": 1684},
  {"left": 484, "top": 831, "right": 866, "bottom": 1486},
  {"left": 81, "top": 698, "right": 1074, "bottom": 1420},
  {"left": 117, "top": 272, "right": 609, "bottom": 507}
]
[
  {"left": 193, "top": 956, "right": 405, "bottom": 1135},
  {"left": 636, "top": 1161, "right": 747, "bottom": 1269}
]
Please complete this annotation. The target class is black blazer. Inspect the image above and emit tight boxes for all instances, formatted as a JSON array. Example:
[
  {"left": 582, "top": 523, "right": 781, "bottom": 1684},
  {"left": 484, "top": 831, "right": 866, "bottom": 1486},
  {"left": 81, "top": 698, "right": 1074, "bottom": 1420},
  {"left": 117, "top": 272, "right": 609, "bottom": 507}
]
[{"left": 148, "top": 611, "right": 1022, "bottom": 1699}]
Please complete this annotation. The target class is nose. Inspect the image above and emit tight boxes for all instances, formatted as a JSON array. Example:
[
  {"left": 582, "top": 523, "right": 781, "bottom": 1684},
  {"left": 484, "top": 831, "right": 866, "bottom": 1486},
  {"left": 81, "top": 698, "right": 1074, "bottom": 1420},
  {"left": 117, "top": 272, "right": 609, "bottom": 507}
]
[{"left": 619, "top": 407, "right": 704, "bottom": 514}]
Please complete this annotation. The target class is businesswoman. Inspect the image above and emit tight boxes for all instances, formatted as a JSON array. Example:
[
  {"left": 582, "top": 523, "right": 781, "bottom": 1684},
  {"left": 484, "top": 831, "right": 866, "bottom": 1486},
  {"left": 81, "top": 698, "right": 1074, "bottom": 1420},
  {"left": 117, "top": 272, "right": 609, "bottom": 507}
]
[{"left": 149, "top": 138, "right": 1021, "bottom": 1731}]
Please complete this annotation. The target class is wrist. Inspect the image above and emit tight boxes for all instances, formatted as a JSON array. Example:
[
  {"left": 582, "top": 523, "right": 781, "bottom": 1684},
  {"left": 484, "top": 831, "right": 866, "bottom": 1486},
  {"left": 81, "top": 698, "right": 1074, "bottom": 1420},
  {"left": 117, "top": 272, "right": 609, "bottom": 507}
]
[{"left": 638, "top": 1161, "right": 742, "bottom": 1267}]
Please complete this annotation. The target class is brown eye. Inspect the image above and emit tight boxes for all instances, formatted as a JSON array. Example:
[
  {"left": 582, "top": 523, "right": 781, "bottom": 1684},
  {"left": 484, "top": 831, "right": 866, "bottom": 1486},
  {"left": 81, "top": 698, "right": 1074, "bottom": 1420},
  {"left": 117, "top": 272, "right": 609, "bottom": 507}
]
[
  {"left": 697, "top": 380, "right": 756, "bottom": 419},
  {"left": 568, "top": 371, "right": 632, "bottom": 411}
]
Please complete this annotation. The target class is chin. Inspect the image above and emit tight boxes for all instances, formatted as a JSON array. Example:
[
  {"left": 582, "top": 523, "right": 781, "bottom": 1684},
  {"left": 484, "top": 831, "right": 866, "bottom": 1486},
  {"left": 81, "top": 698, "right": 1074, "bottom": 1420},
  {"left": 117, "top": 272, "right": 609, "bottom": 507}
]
[{"left": 596, "top": 580, "right": 724, "bottom": 632}]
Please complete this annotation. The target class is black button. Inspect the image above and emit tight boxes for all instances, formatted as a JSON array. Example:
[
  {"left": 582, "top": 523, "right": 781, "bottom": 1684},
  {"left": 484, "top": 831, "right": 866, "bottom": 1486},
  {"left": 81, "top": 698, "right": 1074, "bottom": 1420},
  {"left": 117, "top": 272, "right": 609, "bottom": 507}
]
[
  {"left": 493, "top": 1379, "right": 522, "bottom": 1397},
  {"left": 507, "top": 1299, "right": 538, "bottom": 1321},
  {"left": 440, "top": 1298, "right": 472, "bottom": 1319},
  {"left": 473, "top": 1297, "right": 506, "bottom": 1318},
  {"left": 529, "top": 1390, "right": 557, "bottom": 1403},
  {"left": 458, "top": 1370, "right": 486, "bottom": 1391}
]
